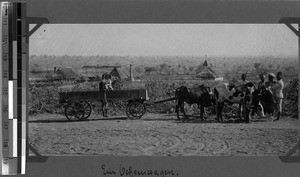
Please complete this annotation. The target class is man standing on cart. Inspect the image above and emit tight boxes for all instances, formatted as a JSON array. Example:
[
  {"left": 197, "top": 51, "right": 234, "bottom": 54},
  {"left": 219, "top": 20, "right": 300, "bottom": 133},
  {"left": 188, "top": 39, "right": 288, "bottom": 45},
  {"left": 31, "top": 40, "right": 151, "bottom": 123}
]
[{"left": 99, "top": 73, "right": 114, "bottom": 117}]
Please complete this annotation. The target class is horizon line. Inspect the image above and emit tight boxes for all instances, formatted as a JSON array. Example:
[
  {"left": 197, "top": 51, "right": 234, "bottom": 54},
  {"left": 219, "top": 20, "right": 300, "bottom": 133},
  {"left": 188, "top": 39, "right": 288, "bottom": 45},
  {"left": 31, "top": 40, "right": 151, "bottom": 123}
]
[{"left": 29, "top": 54, "right": 298, "bottom": 58}]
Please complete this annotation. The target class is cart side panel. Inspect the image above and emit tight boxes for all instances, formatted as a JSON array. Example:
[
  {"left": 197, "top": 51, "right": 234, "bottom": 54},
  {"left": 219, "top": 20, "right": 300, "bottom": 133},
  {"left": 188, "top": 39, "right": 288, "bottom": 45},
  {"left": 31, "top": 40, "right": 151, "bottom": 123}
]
[
  {"left": 59, "top": 89, "right": 149, "bottom": 103},
  {"left": 106, "top": 89, "right": 149, "bottom": 101},
  {"left": 59, "top": 91, "right": 104, "bottom": 103}
]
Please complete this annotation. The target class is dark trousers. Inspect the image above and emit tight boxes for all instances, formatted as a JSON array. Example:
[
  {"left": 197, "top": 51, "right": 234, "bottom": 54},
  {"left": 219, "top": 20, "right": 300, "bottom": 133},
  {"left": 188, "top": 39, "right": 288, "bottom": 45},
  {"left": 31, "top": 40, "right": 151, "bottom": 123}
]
[{"left": 102, "top": 90, "right": 108, "bottom": 116}]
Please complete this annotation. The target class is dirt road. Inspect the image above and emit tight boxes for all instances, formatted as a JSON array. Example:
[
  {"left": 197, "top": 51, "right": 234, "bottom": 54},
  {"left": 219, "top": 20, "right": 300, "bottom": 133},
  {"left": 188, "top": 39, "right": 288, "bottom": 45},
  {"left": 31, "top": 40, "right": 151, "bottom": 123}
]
[{"left": 29, "top": 113, "right": 299, "bottom": 156}]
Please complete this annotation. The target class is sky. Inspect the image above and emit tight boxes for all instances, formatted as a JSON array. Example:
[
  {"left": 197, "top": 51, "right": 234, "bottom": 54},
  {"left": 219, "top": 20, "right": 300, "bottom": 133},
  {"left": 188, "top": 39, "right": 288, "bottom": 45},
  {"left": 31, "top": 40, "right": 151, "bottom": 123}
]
[{"left": 29, "top": 24, "right": 298, "bottom": 57}]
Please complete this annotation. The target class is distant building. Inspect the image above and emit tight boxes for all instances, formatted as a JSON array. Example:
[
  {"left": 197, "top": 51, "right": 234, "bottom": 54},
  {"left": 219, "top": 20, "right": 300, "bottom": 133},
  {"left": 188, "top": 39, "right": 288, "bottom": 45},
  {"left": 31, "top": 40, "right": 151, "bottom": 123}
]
[
  {"left": 46, "top": 67, "right": 80, "bottom": 82},
  {"left": 197, "top": 61, "right": 224, "bottom": 81},
  {"left": 110, "top": 65, "right": 141, "bottom": 82},
  {"left": 80, "top": 65, "right": 117, "bottom": 81}
]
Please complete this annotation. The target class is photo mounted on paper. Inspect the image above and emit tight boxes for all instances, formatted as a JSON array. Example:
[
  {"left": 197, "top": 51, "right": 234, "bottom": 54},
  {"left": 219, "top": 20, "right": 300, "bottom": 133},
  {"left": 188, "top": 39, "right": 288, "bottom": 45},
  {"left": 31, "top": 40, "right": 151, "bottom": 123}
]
[{"left": 28, "top": 24, "right": 299, "bottom": 156}]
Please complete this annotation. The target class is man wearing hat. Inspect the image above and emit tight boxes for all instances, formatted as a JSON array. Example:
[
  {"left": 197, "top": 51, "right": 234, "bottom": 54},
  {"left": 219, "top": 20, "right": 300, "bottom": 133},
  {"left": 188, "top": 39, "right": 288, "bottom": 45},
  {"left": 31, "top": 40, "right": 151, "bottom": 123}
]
[{"left": 271, "top": 72, "right": 284, "bottom": 121}]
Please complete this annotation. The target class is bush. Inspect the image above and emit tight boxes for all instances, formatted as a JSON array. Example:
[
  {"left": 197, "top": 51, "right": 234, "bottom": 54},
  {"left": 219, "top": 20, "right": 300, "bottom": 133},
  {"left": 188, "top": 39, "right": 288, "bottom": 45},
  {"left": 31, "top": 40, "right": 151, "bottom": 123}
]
[
  {"left": 283, "top": 79, "right": 298, "bottom": 118},
  {"left": 29, "top": 84, "right": 62, "bottom": 115}
]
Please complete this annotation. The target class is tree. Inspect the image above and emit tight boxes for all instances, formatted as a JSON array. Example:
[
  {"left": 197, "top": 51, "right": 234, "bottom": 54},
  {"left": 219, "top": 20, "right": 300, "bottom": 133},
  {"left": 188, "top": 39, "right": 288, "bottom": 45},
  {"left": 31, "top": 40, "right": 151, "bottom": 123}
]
[
  {"left": 268, "top": 64, "right": 274, "bottom": 71},
  {"left": 230, "top": 77, "right": 238, "bottom": 84},
  {"left": 277, "top": 65, "right": 281, "bottom": 70},
  {"left": 144, "top": 66, "right": 156, "bottom": 74},
  {"left": 95, "top": 75, "right": 101, "bottom": 81},
  {"left": 254, "top": 63, "right": 261, "bottom": 69},
  {"left": 160, "top": 63, "right": 167, "bottom": 70},
  {"left": 78, "top": 76, "right": 86, "bottom": 83},
  {"left": 254, "top": 62, "right": 268, "bottom": 75},
  {"left": 134, "top": 66, "right": 144, "bottom": 74}
]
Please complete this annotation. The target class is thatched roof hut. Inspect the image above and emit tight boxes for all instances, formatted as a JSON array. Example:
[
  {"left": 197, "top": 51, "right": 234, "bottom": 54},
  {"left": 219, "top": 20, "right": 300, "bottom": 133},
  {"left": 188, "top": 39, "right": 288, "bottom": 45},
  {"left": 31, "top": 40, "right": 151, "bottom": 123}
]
[
  {"left": 110, "top": 66, "right": 140, "bottom": 81},
  {"left": 198, "top": 61, "right": 224, "bottom": 81}
]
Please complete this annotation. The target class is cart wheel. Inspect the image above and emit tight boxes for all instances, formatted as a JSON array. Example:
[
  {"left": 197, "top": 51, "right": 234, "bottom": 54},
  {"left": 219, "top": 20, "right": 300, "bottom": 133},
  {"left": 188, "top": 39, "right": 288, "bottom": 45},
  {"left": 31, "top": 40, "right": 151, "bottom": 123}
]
[
  {"left": 64, "top": 102, "right": 85, "bottom": 121},
  {"left": 79, "top": 101, "right": 92, "bottom": 120},
  {"left": 126, "top": 102, "right": 145, "bottom": 120}
]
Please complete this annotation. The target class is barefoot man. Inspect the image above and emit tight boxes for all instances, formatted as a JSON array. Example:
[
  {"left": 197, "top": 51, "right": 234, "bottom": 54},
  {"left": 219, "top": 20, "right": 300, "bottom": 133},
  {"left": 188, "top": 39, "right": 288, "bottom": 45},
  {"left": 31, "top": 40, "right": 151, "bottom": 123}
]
[{"left": 271, "top": 72, "right": 284, "bottom": 121}]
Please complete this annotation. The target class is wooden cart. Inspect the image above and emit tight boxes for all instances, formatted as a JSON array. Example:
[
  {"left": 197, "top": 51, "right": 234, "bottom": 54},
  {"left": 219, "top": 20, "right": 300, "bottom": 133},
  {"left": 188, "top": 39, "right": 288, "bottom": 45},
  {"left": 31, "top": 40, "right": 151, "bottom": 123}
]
[{"left": 59, "top": 89, "right": 149, "bottom": 121}]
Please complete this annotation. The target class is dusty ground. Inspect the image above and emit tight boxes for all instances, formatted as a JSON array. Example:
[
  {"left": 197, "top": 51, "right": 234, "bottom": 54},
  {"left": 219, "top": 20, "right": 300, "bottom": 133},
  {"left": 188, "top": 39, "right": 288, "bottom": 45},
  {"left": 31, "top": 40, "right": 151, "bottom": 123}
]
[{"left": 29, "top": 113, "right": 299, "bottom": 156}]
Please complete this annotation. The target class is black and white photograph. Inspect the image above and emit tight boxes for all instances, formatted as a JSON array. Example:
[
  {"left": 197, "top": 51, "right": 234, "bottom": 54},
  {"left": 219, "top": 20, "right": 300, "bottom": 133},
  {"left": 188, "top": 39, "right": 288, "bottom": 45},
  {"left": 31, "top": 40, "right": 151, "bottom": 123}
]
[{"left": 28, "top": 24, "right": 299, "bottom": 156}]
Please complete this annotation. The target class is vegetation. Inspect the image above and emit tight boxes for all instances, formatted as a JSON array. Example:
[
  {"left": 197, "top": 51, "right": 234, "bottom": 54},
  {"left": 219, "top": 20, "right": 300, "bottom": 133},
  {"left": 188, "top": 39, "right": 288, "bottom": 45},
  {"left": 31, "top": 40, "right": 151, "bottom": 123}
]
[
  {"left": 283, "top": 79, "right": 298, "bottom": 118},
  {"left": 29, "top": 84, "right": 62, "bottom": 115}
]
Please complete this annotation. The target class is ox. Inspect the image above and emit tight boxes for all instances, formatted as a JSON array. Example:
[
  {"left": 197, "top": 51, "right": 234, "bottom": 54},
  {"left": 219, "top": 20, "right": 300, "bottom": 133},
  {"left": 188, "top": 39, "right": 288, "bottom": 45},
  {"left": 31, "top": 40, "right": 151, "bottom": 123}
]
[
  {"left": 251, "top": 88, "right": 276, "bottom": 117},
  {"left": 175, "top": 84, "right": 215, "bottom": 120},
  {"left": 213, "top": 82, "right": 256, "bottom": 122}
]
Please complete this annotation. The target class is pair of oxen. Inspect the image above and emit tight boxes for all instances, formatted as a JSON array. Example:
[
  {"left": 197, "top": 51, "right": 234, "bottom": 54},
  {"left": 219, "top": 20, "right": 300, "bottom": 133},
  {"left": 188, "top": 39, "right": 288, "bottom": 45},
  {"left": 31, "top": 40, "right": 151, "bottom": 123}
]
[{"left": 175, "top": 82, "right": 275, "bottom": 122}]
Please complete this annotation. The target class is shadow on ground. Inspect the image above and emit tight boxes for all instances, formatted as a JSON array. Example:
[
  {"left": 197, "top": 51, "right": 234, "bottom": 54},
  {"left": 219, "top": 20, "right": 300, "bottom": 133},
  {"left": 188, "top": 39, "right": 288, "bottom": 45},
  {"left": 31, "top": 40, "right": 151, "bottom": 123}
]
[
  {"left": 29, "top": 116, "right": 128, "bottom": 123},
  {"left": 173, "top": 116, "right": 271, "bottom": 124}
]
